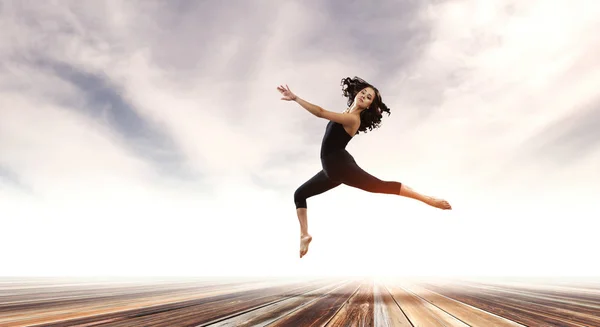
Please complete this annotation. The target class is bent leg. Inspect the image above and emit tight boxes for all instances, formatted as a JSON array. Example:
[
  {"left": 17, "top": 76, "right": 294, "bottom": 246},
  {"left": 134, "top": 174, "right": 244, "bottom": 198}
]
[
  {"left": 294, "top": 170, "right": 341, "bottom": 209},
  {"left": 293, "top": 170, "right": 341, "bottom": 258}
]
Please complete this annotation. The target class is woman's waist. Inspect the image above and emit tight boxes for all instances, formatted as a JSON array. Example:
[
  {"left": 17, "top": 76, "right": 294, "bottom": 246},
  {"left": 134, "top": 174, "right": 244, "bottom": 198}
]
[{"left": 320, "top": 149, "right": 354, "bottom": 162}]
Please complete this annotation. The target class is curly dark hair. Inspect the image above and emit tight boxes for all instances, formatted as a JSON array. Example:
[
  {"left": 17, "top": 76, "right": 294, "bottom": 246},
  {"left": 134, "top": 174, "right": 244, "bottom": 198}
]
[{"left": 340, "top": 76, "right": 391, "bottom": 134}]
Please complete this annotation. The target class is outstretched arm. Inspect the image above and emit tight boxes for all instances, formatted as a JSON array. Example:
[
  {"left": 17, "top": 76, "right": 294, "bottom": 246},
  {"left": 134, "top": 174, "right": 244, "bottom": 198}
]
[
  {"left": 277, "top": 84, "right": 359, "bottom": 128},
  {"left": 293, "top": 96, "right": 322, "bottom": 117}
]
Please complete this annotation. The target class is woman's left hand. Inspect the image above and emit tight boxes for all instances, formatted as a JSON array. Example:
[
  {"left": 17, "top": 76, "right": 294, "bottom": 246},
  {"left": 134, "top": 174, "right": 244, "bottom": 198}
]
[{"left": 277, "top": 84, "right": 297, "bottom": 101}]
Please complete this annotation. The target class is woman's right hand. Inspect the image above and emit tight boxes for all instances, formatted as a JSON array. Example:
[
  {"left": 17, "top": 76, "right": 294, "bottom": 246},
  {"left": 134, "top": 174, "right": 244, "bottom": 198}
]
[{"left": 277, "top": 84, "right": 297, "bottom": 101}]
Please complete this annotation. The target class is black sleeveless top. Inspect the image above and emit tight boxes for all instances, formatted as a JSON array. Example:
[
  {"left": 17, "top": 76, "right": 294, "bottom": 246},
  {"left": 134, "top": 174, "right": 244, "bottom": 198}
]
[{"left": 320, "top": 120, "right": 353, "bottom": 158}]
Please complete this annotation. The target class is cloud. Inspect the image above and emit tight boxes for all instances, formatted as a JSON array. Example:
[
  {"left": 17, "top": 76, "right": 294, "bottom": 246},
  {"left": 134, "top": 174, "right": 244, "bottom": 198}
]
[
  {"left": 518, "top": 97, "right": 600, "bottom": 166},
  {"left": 290, "top": 0, "right": 433, "bottom": 78},
  {"left": 0, "top": 164, "right": 31, "bottom": 193},
  {"left": 31, "top": 58, "right": 199, "bottom": 181},
  {"left": 0, "top": 1, "right": 209, "bottom": 192}
]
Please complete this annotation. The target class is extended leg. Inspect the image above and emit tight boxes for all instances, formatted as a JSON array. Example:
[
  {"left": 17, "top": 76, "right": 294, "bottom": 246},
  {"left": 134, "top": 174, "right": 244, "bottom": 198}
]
[
  {"left": 293, "top": 170, "right": 341, "bottom": 258},
  {"left": 339, "top": 162, "right": 451, "bottom": 210},
  {"left": 398, "top": 184, "right": 451, "bottom": 210}
]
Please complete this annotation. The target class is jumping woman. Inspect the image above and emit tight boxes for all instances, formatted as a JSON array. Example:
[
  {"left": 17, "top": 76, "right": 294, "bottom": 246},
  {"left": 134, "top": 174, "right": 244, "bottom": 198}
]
[{"left": 277, "top": 77, "right": 452, "bottom": 258}]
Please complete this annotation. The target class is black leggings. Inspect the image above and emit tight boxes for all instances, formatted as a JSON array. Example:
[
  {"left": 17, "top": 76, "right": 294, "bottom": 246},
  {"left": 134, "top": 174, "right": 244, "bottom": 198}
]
[{"left": 294, "top": 151, "right": 402, "bottom": 209}]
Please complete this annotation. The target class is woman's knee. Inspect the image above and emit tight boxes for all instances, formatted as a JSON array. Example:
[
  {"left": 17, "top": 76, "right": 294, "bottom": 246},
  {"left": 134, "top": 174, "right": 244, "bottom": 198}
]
[
  {"left": 294, "top": 188, "right": 307, "bottom": 208},
  {"left": 293, "top": 187, "right": 302, "bottom": 201}
]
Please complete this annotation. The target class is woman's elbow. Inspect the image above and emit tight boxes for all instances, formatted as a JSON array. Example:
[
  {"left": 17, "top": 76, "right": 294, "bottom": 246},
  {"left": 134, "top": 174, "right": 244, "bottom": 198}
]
[{"left": 315, "top": 107, "right": 324, "bottom": 117}]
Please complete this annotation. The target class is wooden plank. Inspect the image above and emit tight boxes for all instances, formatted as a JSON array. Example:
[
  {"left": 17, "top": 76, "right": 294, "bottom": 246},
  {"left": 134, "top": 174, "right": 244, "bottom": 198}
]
[
  {"left": 385, "top": 282, "right": 469, "bottom": 327},
  {"left": 12, "top": 279, "right": 325, "bottom": 327},
  {"left": 206, "top": 280, "right": 351, "bottom": 327},
  {"left": 266, "top": 280, "right": 361, "bottom": 327},
  {"left": 459, "top": 281, "right": 600, "bottom": 314},
  {"left": 0, "top": 280, "right": 239, "bottom": 311},
  {"left": 325, "top": 279, "right": 374, "bottom": 326},
  {"left": 406, "top": 284, "right": 525, "bottom": 327},
  {"left": 0, "top": 278, "right": 290, "bottom": 326},
  {"left": 0, "top": 282, "right": 258, "bottom": 326},
  {"left": 425, "top": 282, "right": 595, "bottom": 327},
  {"left": 78, "top": 279, "right": 331, "bottom": 327},
  {"left": 445, "top": 281, "right": 600, "bottom": 326},
  {"left": 373, "top": 281, "right": 413, "bottom": 327}
]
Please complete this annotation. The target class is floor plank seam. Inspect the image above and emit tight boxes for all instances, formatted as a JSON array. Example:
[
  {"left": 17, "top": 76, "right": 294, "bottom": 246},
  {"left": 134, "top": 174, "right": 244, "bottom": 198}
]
[
  {"left": 263, "top": 280, "right": 352, "bottom": 327},
  {"left": 401, "top": 286, "right": 473, "bottom": 327},
  {"left": 323, "top": 281, "right": 363, "bottom": 327},
  {"left": 382, "top": 283, "right": 414, "bottom": 327},
  {"left": 196, "top": 281, "right": 338, "bottom": 327},
  {"left": 420, "top": 284, "right": 528, "bottom": 327}
]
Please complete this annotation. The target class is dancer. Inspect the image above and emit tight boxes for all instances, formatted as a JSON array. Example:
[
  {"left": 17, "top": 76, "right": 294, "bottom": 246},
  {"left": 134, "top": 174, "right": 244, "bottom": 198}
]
[{"left": 277, "top": 77, "right": 451, "bottom": 258}]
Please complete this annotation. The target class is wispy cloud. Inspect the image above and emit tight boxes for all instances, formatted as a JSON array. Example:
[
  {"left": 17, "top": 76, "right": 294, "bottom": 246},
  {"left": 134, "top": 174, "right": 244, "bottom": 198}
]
[
  {"left": 32, "top": 58, "right": 197, "bottom": 179},
  {"left": 518, "top": 96, "right": 600, "bottom": 166},
  {"left": 0, "top": 164, "right": 31, "bottom": 193}
]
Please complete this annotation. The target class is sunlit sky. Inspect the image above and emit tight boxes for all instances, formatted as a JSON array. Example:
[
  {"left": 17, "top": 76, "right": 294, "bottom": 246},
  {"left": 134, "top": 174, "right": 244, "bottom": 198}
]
[{"left": 1, "top": 0, "right": 599, "bottom": 277}]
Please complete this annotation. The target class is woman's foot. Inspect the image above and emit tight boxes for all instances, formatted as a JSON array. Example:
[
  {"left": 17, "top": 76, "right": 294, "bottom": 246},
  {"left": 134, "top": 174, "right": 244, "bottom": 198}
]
[
  {"left": 300, "top": 234, "right": 312, "bottom": 258},
  {"left": 399, "top": 185, "right": 451, "bottom": 210},
  {"left": 426, "top": 196, "right": 452, "bottom": 210}
]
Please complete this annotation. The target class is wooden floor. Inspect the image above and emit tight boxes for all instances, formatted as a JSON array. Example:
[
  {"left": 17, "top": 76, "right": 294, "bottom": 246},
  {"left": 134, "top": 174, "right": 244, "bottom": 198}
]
[{"left": 1, "top": 277, "right": 600, "bottom": 326}]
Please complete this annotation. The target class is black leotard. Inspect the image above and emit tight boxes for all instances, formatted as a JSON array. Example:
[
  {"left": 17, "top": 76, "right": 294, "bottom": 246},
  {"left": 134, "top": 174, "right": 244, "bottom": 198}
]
[
  {"left": 294, "top": 120, "right": 402, "bottom": 209},
  {"left": 320, "top": 120, "right": 353, "bottom": 158}
]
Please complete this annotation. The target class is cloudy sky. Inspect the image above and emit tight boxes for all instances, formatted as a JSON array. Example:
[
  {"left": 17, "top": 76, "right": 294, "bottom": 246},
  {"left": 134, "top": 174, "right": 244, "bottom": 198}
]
[{"left": 1, "top": 0, "right": 599, "bottom": 278}]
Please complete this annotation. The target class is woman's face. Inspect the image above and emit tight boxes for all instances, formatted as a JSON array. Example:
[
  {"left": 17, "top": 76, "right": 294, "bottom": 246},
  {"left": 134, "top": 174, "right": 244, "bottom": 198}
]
[{"left": 355, "top": 87, "right": 375, "bottom": 109}]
